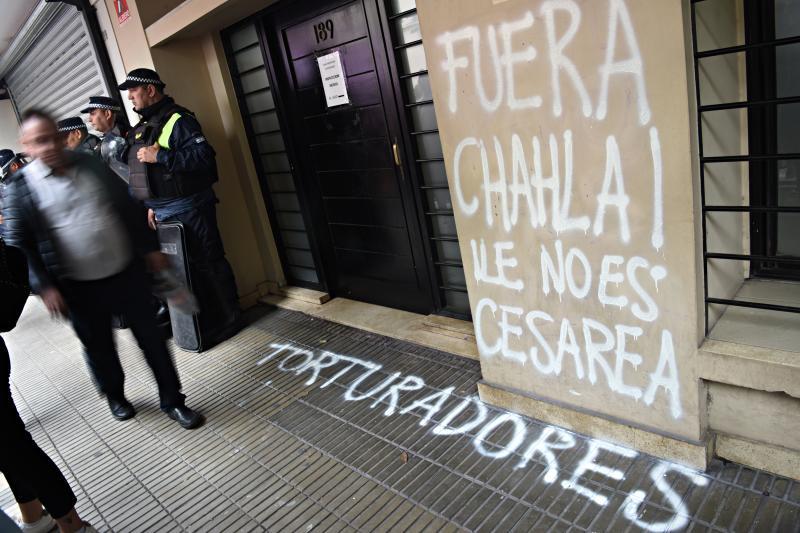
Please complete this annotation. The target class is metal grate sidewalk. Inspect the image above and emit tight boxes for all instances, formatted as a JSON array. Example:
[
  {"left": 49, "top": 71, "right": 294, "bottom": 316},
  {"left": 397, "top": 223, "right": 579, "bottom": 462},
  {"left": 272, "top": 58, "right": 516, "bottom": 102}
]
[{"left": 1, "top": 301, "right": 798, "bottom": 532}]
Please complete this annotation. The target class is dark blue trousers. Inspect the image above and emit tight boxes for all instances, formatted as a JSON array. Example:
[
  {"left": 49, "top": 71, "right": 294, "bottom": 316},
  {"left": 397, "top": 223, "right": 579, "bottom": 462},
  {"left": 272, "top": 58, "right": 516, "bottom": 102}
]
[{"left": 61, "top": 262, "right": 185, "bottom": 410}]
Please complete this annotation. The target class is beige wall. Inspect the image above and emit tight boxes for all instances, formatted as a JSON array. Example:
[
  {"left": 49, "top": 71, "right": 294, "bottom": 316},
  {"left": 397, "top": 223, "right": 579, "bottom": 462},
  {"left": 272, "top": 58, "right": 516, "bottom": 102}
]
[
  {"left": 0, "top": 100, "right": 21, "bottom": 152},
  {"left": 135, "top": 0, "right": 187, "bottom": 28},
  {"left": 708, "top": 381, "right": 800, "bottom": 455},
  {"left": 418, "top": 0, "right": 703, "bottom": 441},
  {"left": 104, "top": 0, "right": 155, "bottom": 72},
  {"left": 98, "top": 0, "right": 282, "bottom": 305},
  {"left": 91, "top": 0, "right": 139, "bottom": 125}
]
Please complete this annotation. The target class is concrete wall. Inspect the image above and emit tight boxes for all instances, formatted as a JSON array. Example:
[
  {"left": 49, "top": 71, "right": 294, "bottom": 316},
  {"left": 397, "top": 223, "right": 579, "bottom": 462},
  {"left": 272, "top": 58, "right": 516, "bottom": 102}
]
[
  {"left": 135, "top": 0, "right": 187, "bottom": 27},
  {"left": 103, "top": 0, "right": 154, "bottom": 71},
  {"left": 708, "top": 381, "right": 800, "bottom": 453},
  {"left": 0, "top": 99, "right": 20, "bottom": 152},
  {"left": 91, "top": 0, "right": 139, "bottom": 125},
  {"left": 708, "top": 381, "right": 800, "bottom": 478},
  {"left": 99, "top": 0, "right": 282, "bottom": 306},
  {"left": 417, "top": 0, "right": 705, "bottom": 446}
]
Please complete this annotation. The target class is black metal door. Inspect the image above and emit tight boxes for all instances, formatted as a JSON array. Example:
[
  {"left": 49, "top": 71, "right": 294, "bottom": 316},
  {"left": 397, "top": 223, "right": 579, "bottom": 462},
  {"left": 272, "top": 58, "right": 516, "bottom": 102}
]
[{"left": 262, "top": 0, "right": 435, "bottom": 314}]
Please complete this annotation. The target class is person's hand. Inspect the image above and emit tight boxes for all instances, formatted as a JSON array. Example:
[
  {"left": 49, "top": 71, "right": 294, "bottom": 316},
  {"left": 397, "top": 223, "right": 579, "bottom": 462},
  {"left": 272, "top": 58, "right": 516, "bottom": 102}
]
[
  {"left": 40, "top": 287, "right": 67, "bottom": 318},
  {"left": 147, "top": 208, "right": 157, "bottom": 230},
  {"left": 145, "top": 251, "right": 170, "bottom": 273},
  {"left": 137, "top": 143, "right": 160, "bottom": 163}
]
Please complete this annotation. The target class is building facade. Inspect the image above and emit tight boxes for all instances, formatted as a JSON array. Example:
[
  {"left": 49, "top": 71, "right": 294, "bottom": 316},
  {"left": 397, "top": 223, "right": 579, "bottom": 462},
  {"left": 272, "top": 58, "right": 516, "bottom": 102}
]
[{"left": 5, "top": 0, "right": 798, "bottom": 479}]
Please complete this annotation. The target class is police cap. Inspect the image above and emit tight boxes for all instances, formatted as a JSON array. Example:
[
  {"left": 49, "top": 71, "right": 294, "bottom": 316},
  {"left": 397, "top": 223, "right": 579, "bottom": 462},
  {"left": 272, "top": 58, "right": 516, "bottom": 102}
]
[
  {"left": 56, "top": 117, "right": 88, "bottom": 133},
  {"left": 81, "top": 96, "right": 122, "bottom": 114},
  {"left": 0, "top": 149, "right": 25, "bottom": 178},
  {"left": 117, "top": 68, "right": 166, "bottom": 91}
]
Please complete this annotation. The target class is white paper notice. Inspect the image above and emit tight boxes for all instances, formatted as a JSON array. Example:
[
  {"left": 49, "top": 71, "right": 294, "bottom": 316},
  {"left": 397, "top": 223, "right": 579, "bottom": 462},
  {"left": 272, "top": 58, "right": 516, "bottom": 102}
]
[{"left": 317, "top": 51, "right": 350, "bottom": 107}]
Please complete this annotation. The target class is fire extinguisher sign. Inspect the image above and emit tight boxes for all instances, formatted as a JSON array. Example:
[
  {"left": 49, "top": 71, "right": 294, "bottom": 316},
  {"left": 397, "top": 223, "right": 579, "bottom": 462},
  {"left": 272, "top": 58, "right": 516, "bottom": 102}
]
[{"left": 115, "top": 0, "right": 130, "bottom": 25}]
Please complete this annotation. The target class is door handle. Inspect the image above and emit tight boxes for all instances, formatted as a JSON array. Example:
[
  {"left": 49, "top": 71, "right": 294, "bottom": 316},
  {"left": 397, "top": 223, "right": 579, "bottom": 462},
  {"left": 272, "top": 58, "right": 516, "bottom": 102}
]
[{"left": 392, "top": 139, "right": 402, "bottom": 167}]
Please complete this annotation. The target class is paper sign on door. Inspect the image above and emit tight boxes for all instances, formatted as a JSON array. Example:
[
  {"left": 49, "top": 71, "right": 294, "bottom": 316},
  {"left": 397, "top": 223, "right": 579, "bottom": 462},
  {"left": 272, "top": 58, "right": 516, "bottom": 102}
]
[{"left": 317, "top": 51, "right": 350, "bottom": 108}]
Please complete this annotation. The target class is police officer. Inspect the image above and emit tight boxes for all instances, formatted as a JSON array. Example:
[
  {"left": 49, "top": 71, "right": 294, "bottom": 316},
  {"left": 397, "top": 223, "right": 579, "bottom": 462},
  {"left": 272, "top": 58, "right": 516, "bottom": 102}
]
[
  {"left": 0, "top": 150, "right": 27, "bottom": 237},
  {"left": 82, "top": 96, "right": 130, "bottom": 181},
  {"left": 56, "top": 117, "right": 101, "bottom": 155},
  {"left": 0, "top": 150, "right": 26, "bottom": 181},
  {"left": 118, "top": 68, "right": 241, "bottom": 344}
]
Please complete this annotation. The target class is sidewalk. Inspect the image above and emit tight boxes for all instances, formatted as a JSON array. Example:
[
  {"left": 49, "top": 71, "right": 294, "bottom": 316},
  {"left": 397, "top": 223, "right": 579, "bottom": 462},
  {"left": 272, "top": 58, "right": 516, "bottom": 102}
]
[{"left": 1, "top": 300, "right": 798, "bottom": 532}]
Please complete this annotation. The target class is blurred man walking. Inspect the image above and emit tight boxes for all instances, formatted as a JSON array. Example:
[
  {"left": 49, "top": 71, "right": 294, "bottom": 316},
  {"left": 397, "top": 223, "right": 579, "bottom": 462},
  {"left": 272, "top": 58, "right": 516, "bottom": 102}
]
[{"left": 2, "top": 109, "right": 203, "bottom": 429}]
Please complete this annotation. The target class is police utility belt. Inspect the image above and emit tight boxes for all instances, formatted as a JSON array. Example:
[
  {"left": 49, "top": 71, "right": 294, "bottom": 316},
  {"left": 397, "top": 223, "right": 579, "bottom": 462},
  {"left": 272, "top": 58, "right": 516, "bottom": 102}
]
[{"left": 125, "top": 104, "right": 217, "bottom": 201}]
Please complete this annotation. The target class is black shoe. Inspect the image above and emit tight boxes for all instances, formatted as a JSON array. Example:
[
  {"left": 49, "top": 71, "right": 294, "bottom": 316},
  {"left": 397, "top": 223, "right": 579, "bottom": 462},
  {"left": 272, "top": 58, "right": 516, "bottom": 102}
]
[
  {"left": 166, "top": 405, "right": 204, "bottom": 429},
  {"left": 108, "top": 397, "right": 136, "bottom": 421},
  {"left": 155, "top": 302, "right": 170, "bottom": 326}
]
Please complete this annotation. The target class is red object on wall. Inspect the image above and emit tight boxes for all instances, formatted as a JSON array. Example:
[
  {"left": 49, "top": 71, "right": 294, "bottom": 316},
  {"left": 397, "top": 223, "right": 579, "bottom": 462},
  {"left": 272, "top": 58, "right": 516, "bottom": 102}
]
[{"left": 114, "top": 0, "right": 130, "bottom": 25}]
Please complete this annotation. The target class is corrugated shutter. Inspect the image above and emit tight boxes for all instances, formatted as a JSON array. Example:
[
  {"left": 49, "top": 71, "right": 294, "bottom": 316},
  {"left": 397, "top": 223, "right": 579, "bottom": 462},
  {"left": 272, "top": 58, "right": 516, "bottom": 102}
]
[{"left": 5, "top": 4, "right": 108, "bottom": 122}]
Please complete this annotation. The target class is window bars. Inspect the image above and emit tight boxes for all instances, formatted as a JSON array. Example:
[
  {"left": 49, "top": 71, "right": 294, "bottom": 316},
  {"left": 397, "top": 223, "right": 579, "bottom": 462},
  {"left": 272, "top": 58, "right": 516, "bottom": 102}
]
[{"left": 691, "top": 0, "right": 800, "bottom": 334}]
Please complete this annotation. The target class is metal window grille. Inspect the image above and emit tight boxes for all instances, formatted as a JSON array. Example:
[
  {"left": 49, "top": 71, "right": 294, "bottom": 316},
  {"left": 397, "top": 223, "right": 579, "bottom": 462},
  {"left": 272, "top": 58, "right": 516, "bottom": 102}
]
[
  {"left": 223, "top": 22, "right": 323, "bottom": 289},
  {"left": 691, "top": 0, "right": 800, "bottom": 334},
  {"left": 385, "top": 0, "right": 472, "bottom": 320}
]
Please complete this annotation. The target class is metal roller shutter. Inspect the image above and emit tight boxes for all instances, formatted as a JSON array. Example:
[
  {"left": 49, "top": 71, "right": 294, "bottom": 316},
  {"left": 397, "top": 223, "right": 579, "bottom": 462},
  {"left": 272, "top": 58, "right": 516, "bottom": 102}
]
[{"left": 5, "top": 4, "right": 109, "bottom": 122}]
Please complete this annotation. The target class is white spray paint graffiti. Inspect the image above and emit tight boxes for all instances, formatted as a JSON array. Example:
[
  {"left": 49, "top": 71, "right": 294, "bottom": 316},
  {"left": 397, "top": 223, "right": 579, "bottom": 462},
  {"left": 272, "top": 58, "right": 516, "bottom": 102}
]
[
  {"left": 256, "top": 342, "right": 707, "bottom": 532},
  {"left": 541, "top": 0, "right": 593, "bottom": 118},
  {"left": 593, "top": 136, "right": 631, "bottom": 244},
  {"left": 595, "top": 0, "right": 651, "bottom": 125},
  {"left": 437, "top": 0, "right": 651, "bottom": 123},
  {"left": 432, "top": 0, "right": 691, "bottom": 426},
  {"left": 649, "top": 126, "right": 664, "bottom": 251}
]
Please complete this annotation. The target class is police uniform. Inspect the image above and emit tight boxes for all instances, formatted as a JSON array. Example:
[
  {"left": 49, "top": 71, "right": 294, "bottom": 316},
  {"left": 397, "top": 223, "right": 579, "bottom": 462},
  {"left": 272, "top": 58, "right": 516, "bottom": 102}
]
[
  {"left": 81, "top": 96, "right": 130, "bottom": 181},
  {"left": 57, "top": 117, "right": 101, "bottom": 155},
  {"left": 119, "top": 68, "right": 241, "bottom": 342},
  {"left": 0, "top": 149, "right": 27, "bottom": 236},
  {"left": 0, "top": 149, "right": 25, "bottom": 182}
]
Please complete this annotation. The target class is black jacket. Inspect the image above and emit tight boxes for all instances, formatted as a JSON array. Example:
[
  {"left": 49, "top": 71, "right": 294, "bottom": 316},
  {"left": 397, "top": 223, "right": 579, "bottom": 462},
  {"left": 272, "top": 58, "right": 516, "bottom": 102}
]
[
  {"left": 1, "top": 152, "right": 159, "bottom": 293},
  {"left": 128, "top": 96, "right": 217, "bottom": 177}
]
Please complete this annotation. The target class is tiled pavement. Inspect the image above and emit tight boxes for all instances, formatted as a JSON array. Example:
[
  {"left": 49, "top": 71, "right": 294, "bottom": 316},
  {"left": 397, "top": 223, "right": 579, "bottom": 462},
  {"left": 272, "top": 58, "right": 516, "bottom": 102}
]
[{"left": 1, "top": 300, "right": 799, "bottom": 532}]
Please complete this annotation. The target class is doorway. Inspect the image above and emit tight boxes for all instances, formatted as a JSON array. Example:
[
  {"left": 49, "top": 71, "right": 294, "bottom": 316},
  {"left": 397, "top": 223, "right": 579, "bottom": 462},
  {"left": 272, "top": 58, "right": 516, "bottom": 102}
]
[{"left": 260, "top": 0, "right": 436, "bottom": 314}]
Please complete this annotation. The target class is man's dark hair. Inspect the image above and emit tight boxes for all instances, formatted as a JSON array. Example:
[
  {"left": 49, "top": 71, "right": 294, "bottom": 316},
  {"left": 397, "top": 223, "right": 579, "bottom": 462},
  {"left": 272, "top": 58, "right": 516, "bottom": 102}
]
[{"left": 20, "top": 108, "right": 56, "bottom": 127}]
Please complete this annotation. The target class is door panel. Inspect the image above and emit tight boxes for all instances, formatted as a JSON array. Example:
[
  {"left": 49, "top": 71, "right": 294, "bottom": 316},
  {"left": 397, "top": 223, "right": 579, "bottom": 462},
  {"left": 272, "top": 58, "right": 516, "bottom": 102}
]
[
  {"left": 317, "top": 169, "right": 399, "bottom": 197},
  {"left": 310, "top": 138, "right": 393, "bottom": 170},
  {"left": 293, "top": 40, "right": 374, "bottom": 88},
  {"left": 323, "top": 198, "right": 406, "bottom": 227},
  {"left": 263, "top": 0, "right": 435, "bottom": 313},
  {"left": 330, "top": 225, "right": 412, "bottom": 255},
  {"left": 304, "top": 105, "right": 386, "bottom": 143},
  {"left": 284, "top": 2, "right": 367, "bottom": 59},
  {"left": 297, "top": 71, "right": 383, "bottom": 114}
]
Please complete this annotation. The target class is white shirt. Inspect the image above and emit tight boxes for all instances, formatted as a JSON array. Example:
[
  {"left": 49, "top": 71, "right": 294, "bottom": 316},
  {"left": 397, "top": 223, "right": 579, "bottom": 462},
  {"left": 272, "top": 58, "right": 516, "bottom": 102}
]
[{"left": 25, "top": 158, "right": 132, "bottom": 281}]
